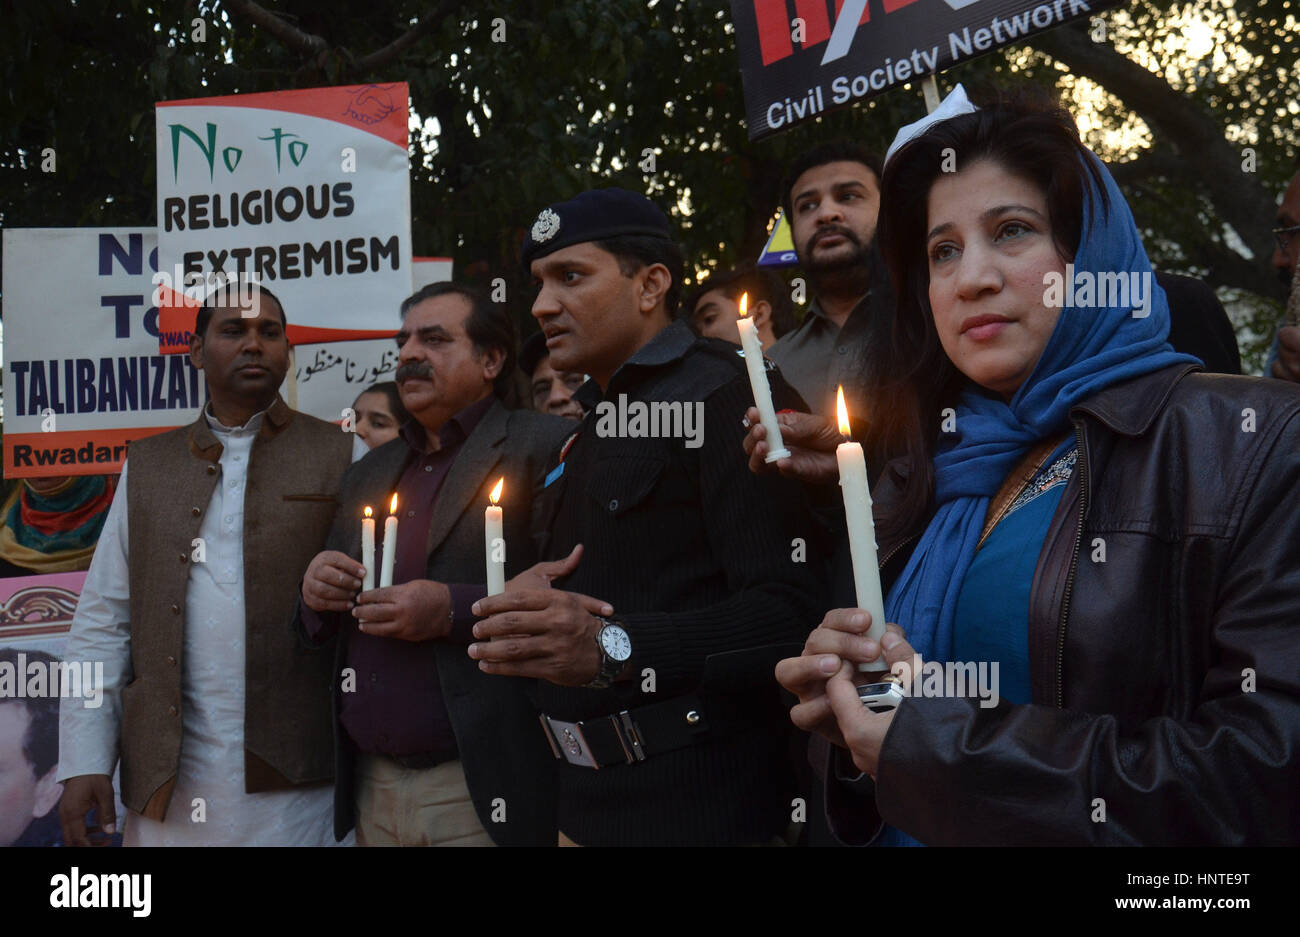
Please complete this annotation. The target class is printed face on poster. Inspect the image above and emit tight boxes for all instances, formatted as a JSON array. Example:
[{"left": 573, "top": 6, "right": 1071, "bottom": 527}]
[
  {"left": 0, "top": 571, "right": 125, "bottom": 847},
  {"left": 2, "top": 229, "right": 204, "bottom": 478}
]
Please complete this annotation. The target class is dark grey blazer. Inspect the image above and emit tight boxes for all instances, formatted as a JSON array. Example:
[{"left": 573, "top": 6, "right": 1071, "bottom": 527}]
[{"left": 302, "top": 399, "right": 575, "bottom": 844}]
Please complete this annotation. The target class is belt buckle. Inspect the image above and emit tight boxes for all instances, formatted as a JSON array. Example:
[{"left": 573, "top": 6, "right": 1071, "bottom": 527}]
[
  {"left": 613, "top": 710, "right": 646, "bottom": 764},
  {"left": 539, "top": 714, "right": 599, "bottom": 769}
]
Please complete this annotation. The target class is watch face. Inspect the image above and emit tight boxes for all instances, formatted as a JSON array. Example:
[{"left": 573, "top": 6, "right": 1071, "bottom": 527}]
[{"left": 600, "top": 625, "right": 632, "bottom": 662}]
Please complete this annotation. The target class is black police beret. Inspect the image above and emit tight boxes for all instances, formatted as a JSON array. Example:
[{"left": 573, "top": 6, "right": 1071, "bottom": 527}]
[{"left": 521, "top": 187, "right": 673, "bottom": 268}]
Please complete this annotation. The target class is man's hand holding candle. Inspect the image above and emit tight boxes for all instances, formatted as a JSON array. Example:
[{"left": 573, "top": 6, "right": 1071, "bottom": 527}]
[
  {"left": 470, "top": 586, "right": 615, "bottom": 686},
  {"left": 352, "top": 580, "right": 454, "bottom": 642},
  {"left": 741, "top": 406, "right": 843, "bottom": 485},
  {"left": 302, "top": 550, "right": 367, "bottom": 613}
]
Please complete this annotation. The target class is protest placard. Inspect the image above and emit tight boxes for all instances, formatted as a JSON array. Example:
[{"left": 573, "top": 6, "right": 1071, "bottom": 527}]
[
  {"left": 731, "top": 0, "right": 1120, "bottom": 139},
  {"left": 2, "top": 229, "right": 203, "bottom": 478},
  {"left": 154, "top": 83, "right": 413, "bottom": 350}
]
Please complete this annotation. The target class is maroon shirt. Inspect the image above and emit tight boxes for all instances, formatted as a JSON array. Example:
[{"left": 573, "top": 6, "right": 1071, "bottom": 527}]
[{"left": 301, "top": 395, "right": 492, "bottom": 760}]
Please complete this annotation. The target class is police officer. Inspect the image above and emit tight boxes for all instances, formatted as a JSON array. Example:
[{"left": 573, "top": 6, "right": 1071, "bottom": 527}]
[{"left": 469, "top": 188, "right": 829, "bottom": 846}]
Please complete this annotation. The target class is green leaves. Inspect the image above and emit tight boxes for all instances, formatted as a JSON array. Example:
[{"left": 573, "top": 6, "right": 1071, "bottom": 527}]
[{"left": 1, "top": 0, "right": 1296, "bottom": 367}]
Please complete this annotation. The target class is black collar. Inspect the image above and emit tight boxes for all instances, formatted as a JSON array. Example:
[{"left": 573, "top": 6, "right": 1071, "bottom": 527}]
[{"left": 574, "top": 321, "right": 696, "bottom": 409}]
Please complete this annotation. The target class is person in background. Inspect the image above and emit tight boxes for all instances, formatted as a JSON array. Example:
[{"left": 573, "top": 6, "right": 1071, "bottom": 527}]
[
  {"left": 1266, "top": 167, "right": 1300, "bottom": 383},
  {"left": 351, "top": 382, "right": 411, "bottom": 450},
  {"left": 0, "top": 476, "right": 117, "bottom": 578},
  {"left": 683, "top": 264, "right": 795, "bottom": 349},
  {"left": 767, "top": 141, "right": 895, "bottom": 423},
  {"left": 519, "top": 331, "right": 586, "bottom": 421}
]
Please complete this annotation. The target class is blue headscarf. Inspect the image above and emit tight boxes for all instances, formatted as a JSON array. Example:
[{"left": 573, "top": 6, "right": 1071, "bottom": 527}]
[{"left": 873, "top": 153, "right": 1198, "bottom": 847}]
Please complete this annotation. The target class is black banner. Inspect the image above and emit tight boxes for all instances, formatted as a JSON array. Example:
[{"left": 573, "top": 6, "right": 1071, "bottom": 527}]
[{"left": 730, "top": 0, "right": 1123, "bottom": 139}]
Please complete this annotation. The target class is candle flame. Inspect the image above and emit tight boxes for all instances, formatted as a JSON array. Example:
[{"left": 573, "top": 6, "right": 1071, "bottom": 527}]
[
  {"left": 363, "top": 506, "right": 373, "bottom": 519},
  {"left": 837, "top": 385, "right": 851, "bottom": 436},
  {"left": 388, "top": 493, "right": 398, "bottom": 514},
  {"left": 738, "top": 292, "right": 749, "bottom": 318},
  {"left": 489, "top": 476, "right": 504, "bottom": 505}
]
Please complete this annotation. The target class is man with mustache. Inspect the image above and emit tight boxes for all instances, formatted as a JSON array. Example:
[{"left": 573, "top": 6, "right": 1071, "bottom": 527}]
[
  {"left": 57, "top": 281, "right": 359, "bottom": 845},
  {"left": 767, "top": 142, "right": 896, "bottom": 423},
  {"left": 297, "top": 282, "right": 573, "bottom": 846}
]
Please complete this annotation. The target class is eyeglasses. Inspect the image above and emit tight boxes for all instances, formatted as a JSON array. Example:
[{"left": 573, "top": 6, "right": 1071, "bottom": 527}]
[{"left": 1274, "top": 224, "right": 1300, "bottom": 252}]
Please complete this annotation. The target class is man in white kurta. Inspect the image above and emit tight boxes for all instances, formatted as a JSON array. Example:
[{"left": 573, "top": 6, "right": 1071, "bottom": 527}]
[
  {"left": 57, "top": 284, "right": 365, "bottom": 846},
  {"left": 58, "top": 405, "right": 365, "bottom": 845}
]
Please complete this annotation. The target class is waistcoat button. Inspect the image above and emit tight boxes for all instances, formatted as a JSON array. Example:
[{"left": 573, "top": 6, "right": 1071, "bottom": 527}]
[
  {"left": 171, "top": 604, "right": 181, "bottom": 615},
  {"left": 179, "top": 553, "right": 187, "bottom": 563},
  {"left": 206, "top": 465, "right": 217, "bottom": 475},
  {"left": 191, "top": 507, "right": 201, "bottom": 516},
  {"left": 168, "top": 705, "right": 178, "bottom": 717},
  {"left": 608, "top": 499, "right": 619, "bottom": 512}
]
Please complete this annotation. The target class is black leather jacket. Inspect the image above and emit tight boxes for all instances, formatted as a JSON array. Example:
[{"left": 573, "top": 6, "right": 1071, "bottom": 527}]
[{"left": 827, "top": 363, "right": 1300, "bottom": 845}]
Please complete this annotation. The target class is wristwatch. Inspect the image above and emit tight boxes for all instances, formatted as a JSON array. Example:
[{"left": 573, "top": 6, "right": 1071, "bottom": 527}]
[
  {"left": 586, "top": 617, "right": 632, "bottom": 689},
  {"left": 857, "top": 674, "right": 906, "bottom": 713}
]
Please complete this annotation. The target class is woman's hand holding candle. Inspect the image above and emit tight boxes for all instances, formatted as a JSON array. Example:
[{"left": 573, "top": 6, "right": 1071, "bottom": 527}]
[{"left": 775, "top": 611, "right": 918, "bottom": 777}]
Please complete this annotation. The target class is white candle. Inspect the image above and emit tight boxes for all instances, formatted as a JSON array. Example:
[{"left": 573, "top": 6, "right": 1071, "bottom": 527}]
[
  {"left": 379, "top": 493, "right": 398, "bottom": 589},
  {"left": 736, "top": 293, "right": 791, "bottom": 463},
  {"left": 361, "top": 506, "right": 375, "bottom": 592},
  {"left": 485, "top": 477, "right": 505, "bottom": 596},
  {"left": 834, "top": 387, "right": 886, "bottom": 670}
]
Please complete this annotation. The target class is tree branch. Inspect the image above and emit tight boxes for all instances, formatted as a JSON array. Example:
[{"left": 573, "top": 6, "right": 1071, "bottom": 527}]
[
  {"left": 1032, "top": 23, "right": 1282, "bottom": 299},
  {"left": 1107, "top": 146, "right": 1183, "bottom": 186},
  {"left": 220, "top": 0, "right": 329, "bottom": 59},
  {"left": 354, "top": 1, "right": 465, "bottom": 74}
]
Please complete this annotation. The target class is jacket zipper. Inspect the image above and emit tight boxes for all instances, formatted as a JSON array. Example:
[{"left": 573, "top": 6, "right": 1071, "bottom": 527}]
[
  {"left": 1056, "top": 421, "right": 1088, "bottom": 708},
  {"left": 877, "top": 530, "right": 920, "bottom": 572}
]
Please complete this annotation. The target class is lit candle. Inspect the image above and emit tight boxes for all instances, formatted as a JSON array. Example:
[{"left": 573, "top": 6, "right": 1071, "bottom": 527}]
[
  {"left": 361, "top": 506, "right": 375, "bottom": 592},
  {"left": 835, "top": 386, "right": 886, "bottom": 669},
  {"left": 736, "top": 292, "right": 791, "bottom": 463},
  {"left": 379, "top": 493, "right": 398, "bottom": 588},
  {"left": 485, "top": 477, "right": 505, "bottom": 596}
]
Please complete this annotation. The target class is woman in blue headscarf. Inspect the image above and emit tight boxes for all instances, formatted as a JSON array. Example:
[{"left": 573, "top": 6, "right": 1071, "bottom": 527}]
[{"left": 763, "top": 90, "right": 1300, "bottom": 845}]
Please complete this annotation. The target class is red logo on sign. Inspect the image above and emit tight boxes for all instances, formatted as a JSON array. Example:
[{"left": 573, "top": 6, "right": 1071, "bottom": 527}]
[{"left": 752, "top": 0, "right": 922, "bottom": 65}]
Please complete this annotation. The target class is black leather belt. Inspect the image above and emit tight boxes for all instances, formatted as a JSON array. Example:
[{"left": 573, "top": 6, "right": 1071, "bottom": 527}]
[{"left": 539, "top": 694, "right": 755, "bottom": 770}]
